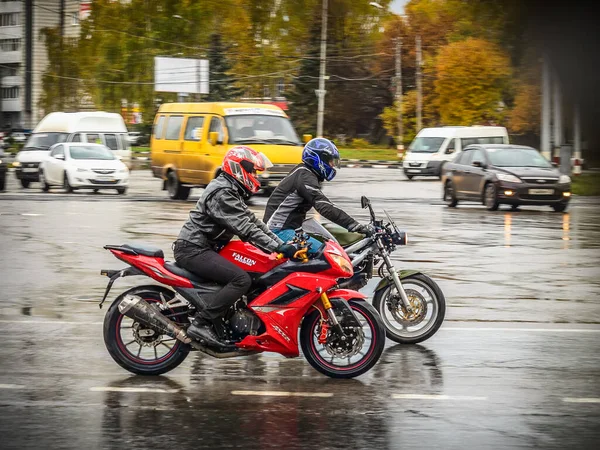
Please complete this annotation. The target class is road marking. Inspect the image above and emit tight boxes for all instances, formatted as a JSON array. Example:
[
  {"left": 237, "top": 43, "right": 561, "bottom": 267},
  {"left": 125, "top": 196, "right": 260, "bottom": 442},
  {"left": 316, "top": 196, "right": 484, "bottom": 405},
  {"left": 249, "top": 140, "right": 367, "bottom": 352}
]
[
  {"left": 563, "top": 398, "right": 600, "bottom": 404},
  {"left": 443, "top": 327, "right": 600, "bottom": 333},
  {"left": 231, "top": 390, "right": 333, "bottom": 398},
  {"left": 0, "top": 384, "right": 26, "bottom": 390},
  {"left": 0, "top": 320, "right": 103, "bottom": 325},
  {"left": 392, "top": 394, "right": 487, "bottom": 401},
  {"left": 90, "top": 387, "right": 179, "bottom": 394}
]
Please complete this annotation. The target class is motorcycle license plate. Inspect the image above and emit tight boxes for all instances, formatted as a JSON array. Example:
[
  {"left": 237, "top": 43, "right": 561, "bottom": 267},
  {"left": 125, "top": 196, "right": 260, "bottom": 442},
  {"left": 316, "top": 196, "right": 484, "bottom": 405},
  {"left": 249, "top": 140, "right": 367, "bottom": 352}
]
[{"left": 528, "top": 188, "right": 554, "bottom": 195}]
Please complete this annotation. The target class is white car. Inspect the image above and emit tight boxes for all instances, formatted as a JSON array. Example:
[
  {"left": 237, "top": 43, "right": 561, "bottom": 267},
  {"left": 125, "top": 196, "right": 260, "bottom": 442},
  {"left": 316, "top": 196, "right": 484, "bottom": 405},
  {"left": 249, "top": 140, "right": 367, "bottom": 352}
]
[
  {"left": 127, "top": 132, "right": 141, "bottom": 145},
  {"left": 40, "top": 143, "right": 129, "bottom": 194}
]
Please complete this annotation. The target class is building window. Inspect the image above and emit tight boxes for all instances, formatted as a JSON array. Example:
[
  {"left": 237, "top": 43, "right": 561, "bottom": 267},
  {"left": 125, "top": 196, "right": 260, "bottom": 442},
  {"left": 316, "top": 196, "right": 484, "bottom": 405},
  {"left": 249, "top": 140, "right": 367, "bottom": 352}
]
[
  {"left": 71, "top": 13, "right": 79, "bottom": 26},
  {"left": 0, "top": 38, "right": 21, "bottom": 52},
  {"left": 1, "top": 86, "right": 20, "bottom": 99},
  {"left": 0, "top": 13, "right": 20, "bottom": 27}
]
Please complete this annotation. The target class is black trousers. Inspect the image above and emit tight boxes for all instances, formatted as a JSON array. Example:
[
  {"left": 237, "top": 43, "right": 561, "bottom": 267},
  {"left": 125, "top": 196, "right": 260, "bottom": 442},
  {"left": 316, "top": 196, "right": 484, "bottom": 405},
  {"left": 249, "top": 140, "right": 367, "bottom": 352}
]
[{"left": 173, "top": 240, "right": 251, "bottom": 321}]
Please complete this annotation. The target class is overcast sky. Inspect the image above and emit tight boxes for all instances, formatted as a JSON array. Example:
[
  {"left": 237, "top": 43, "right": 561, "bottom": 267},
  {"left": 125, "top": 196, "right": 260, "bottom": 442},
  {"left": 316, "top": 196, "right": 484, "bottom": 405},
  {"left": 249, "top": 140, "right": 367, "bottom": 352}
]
[{"left": 390, "top": 0, "right": 409, "bottom": 14}]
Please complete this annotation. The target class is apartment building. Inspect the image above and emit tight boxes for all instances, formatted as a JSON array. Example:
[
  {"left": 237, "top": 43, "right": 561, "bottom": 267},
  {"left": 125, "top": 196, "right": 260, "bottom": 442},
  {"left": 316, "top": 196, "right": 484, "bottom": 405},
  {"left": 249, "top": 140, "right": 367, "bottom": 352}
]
[{"left": 0, "top": 0, "right": 82, "bottom": 130}]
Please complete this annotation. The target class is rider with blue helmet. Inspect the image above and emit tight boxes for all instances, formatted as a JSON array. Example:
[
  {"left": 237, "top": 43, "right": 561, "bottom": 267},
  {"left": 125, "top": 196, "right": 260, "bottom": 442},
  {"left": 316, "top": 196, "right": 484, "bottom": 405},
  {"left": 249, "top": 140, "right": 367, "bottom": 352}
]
[{"left": 264, "top": 138, "right": 373, "bottom": 252}]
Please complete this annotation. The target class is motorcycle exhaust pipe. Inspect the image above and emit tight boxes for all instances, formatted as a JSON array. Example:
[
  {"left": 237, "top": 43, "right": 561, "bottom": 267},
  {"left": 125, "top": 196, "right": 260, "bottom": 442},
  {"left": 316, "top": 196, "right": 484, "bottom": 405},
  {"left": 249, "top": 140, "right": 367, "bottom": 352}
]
[{"left": 118, "top": 294, "right": 191, "bottom": 344}]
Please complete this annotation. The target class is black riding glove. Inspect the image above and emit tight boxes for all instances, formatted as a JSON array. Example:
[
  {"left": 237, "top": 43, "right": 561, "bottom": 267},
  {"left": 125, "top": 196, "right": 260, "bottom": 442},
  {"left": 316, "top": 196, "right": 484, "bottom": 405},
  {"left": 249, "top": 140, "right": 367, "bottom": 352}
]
[
  {"left": 277, "top": 243, "right": 297, "bottom": 258},
  {"left": 352, "top": 223, "right": 376, "bottom": 236}
]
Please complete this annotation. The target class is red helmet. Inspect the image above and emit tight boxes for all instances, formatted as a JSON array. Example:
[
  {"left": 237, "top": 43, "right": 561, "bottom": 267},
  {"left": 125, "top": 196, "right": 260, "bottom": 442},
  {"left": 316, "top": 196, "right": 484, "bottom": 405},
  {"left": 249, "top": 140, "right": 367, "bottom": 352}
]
[{"left": 222, "top": 146, "right": 273, "bottom": 194}]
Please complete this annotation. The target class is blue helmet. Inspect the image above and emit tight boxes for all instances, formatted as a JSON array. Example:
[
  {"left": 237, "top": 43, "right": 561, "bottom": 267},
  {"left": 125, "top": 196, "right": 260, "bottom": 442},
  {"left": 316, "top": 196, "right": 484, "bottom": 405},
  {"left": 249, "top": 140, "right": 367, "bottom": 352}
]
[{"left": 302, "top": 138, "right": 341, "bottom": 181}]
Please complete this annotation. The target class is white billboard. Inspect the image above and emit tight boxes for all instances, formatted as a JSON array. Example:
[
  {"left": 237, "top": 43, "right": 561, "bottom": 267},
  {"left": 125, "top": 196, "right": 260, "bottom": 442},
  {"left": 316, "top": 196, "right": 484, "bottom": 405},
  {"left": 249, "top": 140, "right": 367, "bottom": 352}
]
[{"left": 154, "top": 57, "right": 209, "bottom": 94}]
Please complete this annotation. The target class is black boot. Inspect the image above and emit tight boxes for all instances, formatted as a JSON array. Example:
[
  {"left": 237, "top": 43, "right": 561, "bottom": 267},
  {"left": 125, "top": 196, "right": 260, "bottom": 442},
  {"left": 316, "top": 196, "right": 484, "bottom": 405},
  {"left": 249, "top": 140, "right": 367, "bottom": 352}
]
[{"left": 187, "top": 317, "right": 233, "bottom": 350}]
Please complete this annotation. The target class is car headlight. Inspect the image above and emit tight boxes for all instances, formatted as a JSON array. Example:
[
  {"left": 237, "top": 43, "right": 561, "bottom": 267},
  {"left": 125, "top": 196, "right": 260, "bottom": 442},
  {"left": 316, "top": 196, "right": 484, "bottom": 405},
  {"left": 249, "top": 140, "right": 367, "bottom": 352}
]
[
  {"left": 559, "top": 175, "right": 571, "bottom": 184},
  {"left": 76, "top": 168, "right": 88, "bottom": 172},
  {"left": 497, "top": 173, "right": 522, "bottom": 183},
  {"left": 13, "top": 161, "right": 21, "bottom": 167}
]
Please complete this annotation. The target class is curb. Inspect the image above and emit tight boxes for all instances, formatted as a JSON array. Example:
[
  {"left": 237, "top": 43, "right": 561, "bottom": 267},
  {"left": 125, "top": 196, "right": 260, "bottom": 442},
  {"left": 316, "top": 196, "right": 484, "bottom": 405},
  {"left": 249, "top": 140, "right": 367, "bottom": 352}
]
[{"left": 341, "top": 159, "right": 403, "bottom": 169}]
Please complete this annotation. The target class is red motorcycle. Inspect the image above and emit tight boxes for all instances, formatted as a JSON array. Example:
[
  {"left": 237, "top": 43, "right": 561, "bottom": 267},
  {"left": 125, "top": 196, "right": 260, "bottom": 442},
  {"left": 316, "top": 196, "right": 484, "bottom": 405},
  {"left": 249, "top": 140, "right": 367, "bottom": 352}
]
[{"left": 99, "top": 232, "right": 385, "bottom": 378}]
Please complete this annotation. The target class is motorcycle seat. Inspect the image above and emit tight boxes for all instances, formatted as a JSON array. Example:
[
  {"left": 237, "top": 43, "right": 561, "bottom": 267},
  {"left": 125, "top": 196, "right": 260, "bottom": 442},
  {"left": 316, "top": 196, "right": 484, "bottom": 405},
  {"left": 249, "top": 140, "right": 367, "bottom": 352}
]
[
  {"left": 121, "top": 243, "right": 164, "bottom": 258},
  {"left": 164, "top": 261, "right": 209, "bottom": 284}
]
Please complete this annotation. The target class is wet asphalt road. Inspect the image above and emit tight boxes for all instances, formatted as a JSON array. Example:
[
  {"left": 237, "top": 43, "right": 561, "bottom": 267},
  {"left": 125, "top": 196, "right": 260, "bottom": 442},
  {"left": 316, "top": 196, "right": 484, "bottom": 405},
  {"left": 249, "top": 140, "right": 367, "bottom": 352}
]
[{"left": 1, "top": 169, "right": 599, "bottom": 449}]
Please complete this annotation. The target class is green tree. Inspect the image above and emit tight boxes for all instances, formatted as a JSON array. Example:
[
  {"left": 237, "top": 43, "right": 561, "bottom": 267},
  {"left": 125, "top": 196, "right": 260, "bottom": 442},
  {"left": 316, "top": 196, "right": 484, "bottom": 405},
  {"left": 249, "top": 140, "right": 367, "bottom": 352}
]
[
  {"left": 434, "top": 38, "right": 512, "bottom": 125},
  {"left": 206, "top": 33, "right": 243, "bottom": 101}
]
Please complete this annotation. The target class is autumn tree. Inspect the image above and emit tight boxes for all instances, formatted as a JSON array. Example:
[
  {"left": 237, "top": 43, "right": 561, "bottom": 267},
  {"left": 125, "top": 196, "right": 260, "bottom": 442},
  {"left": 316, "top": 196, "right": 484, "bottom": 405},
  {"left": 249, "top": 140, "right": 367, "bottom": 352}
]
[{"left": 434, "top": 38, "right": 512, "bottom": 125}]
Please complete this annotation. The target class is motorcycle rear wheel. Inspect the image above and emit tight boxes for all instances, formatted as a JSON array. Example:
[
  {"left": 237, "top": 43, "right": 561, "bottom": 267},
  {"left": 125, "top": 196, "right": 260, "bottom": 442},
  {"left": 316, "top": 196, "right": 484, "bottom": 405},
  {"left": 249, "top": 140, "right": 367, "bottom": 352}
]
[
  {"left": 103, "top": 286, "right": 191, "bottom": 376},
  {"left": 300, "top": 299, "right": 385, "bottom": 378},
  {"left": 373, "top": 273, "right": 446, "bottom": 344}
]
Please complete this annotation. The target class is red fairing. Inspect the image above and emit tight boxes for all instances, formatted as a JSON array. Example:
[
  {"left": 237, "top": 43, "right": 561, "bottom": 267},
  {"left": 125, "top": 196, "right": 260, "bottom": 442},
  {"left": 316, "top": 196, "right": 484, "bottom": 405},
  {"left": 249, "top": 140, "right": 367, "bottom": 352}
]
[
  {"left": 237, "top": 272, "right": 339, "bottom": 357},
  {"left": 109, "top": 250, "right": 193, "bottom": 288},
  {"left": 319, "top": 240, "right": 354, "bottom": 279},
  {"left": 326, "top": 289, "right": 367, "bottom": 300},
  {"left": 219, "top": 240, "right": 284, "bottom": 273}
]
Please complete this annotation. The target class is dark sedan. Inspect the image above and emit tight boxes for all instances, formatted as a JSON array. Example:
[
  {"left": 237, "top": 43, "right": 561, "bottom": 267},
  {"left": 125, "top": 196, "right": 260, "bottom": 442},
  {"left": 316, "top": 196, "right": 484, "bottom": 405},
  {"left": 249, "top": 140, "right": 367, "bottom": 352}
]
[{"left": 442, "top": 144, "right": 571, "bottom": 212}]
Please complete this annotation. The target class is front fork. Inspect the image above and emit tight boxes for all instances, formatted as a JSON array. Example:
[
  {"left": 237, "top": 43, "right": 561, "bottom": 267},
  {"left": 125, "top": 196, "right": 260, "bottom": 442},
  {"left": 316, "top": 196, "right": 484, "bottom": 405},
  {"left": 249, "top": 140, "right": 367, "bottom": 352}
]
[
  {"left": 319, "top": 290, "right": 345, "bottom": 336},
  {"left": 377, "top": 240, "right": 414, "bottom": 314}
]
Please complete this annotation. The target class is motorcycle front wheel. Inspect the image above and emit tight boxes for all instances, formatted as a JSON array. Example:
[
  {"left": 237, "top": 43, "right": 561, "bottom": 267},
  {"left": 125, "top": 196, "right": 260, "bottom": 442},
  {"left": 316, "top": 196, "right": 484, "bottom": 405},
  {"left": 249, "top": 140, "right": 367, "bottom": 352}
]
[
  {"left": 373, "top": 273, "right": 446, "bottom": 344},
  {"left": 300, "top": 299, "right": 385, "bottom": 378},
  {"left": 103, "top": 286, "right": 191, "bottom": 376}
]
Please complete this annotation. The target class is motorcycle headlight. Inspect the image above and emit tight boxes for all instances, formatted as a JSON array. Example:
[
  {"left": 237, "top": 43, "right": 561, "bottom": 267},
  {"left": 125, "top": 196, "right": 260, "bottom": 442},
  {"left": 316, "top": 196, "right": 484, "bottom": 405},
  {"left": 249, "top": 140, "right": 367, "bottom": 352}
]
[
  {"left": 328, "top": 252, "right": 353, "bottom": 276},
  {"left": 559, "top": 175, "right": 571, "bottom": 184},
  {"left": 497, "top": 173, "right": 522, "bottom": 183}
]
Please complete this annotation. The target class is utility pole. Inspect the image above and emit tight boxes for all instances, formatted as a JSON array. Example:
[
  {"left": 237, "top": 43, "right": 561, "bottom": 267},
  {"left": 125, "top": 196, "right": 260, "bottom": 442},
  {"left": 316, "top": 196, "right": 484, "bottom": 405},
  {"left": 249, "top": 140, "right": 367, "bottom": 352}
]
[
  {"left": 541, "top": 54, "right": 551, "bottom": 159},
  {"left": 394, "top": 38, "right": 403, "bottom": 151},
  {"left": 316, "top": 0, "right": 328, "bottom": 138},
  {"left": 416, "top": 35, "right": 422, "bottom": 133},
  {"left": 552, "top": 67, "right": 562, "bottom": 161},
  {"left": 59, "top": 0, "right": 65, "bottom": 110}
]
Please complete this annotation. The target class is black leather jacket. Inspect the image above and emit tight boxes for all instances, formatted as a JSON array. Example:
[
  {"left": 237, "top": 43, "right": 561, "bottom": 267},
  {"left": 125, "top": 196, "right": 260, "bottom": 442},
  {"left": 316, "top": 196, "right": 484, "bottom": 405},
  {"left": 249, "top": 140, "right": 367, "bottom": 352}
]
[
  {"left": 177, "top": 173, "right": 283, "bottom": 252},
  {"left": 263, "top": 164, "right": 360, "bottom": 232}
]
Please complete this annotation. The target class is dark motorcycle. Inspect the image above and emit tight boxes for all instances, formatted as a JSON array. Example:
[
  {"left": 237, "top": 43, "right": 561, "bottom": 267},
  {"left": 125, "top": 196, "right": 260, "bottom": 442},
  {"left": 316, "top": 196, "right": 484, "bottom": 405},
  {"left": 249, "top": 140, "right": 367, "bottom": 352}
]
[{"left": 307, "top": 196, "right": 446, "bottom": 344}]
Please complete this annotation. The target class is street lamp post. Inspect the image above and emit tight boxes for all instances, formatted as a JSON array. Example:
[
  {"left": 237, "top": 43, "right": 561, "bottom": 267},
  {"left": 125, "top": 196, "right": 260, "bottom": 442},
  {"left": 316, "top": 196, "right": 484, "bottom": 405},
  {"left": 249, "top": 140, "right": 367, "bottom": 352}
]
[{"left": 316, "top": 0, "right": 328, "bottom": 138}]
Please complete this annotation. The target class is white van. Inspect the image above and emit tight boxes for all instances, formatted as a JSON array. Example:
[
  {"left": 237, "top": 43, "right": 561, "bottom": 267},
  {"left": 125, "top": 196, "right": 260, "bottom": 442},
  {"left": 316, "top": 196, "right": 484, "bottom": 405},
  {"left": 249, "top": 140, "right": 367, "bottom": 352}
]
[
  {"left": 14, "top": 112, "right": 131, "bottom": 188},
  {"left": 403, "top": 126, "right": 509, "bottom": 180}
]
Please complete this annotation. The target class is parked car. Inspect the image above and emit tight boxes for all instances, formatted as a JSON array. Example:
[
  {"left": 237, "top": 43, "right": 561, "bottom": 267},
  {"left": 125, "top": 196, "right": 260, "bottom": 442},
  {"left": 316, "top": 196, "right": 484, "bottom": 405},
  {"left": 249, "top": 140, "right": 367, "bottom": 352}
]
[
  {"left": 442, "top": 144, "right": 571, "bottom": 212},
  {"left": 403, "top": 126, "right": 509, "bottom": 180},
  {"left": 127, "top": 132, "right": 142, "bottom": 145},
  {"left": 39, "top": 143, "right": 129, "bottom": 194},
  {"left": 15, "top": 111, "right": 131, "bottom": 188}
]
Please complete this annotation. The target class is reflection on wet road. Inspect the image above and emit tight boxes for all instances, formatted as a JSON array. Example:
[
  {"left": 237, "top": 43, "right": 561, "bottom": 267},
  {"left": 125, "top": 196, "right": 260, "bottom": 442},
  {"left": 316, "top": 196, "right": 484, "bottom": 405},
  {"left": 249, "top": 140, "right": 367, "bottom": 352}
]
[{"left": 1, "top": 169, "right": 599, "bottom": 449}]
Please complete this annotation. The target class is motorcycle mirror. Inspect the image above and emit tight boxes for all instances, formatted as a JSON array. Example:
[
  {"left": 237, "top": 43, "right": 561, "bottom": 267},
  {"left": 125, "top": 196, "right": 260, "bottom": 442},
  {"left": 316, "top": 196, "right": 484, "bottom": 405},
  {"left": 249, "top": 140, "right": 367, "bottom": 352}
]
[{"left": 361, "top": 196, "right": 370, "bottom": 209}]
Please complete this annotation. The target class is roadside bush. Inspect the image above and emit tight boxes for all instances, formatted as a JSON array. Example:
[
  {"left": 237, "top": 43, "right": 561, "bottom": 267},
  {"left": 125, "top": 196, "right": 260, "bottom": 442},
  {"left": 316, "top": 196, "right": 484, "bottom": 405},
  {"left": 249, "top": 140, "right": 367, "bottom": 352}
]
[{"left": 347, "top": 138, "right": 372, "bottom": 149}]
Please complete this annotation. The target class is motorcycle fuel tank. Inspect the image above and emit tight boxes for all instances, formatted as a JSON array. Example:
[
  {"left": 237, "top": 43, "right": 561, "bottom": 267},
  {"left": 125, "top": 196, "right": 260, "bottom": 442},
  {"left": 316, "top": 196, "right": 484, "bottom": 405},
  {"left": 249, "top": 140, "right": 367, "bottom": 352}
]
[{"left": 219, "top": 241, "right": 283, "bottom": 274}]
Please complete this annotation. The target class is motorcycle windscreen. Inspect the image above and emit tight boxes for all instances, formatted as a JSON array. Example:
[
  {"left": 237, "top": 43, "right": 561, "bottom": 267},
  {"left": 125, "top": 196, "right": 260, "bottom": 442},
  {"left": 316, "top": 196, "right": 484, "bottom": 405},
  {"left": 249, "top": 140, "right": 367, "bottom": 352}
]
[{"left": 302, "top": 218, "right": 338, "bottom": 244}]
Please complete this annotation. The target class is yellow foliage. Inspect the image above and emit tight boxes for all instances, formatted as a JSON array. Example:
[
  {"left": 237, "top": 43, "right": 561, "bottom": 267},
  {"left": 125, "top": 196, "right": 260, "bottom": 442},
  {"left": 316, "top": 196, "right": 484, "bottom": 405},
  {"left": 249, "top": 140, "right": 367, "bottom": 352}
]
[
  {"left": 434, "top": 38, "right": 512, "bottom": 125},
  {"left": 508, "top": 82, "right": 540, "bottom": 135}
]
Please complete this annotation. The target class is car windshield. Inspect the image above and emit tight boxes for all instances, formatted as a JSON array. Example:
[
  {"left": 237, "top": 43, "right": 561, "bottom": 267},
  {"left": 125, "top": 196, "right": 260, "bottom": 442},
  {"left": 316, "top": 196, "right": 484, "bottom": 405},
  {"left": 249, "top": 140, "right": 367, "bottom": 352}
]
[
  {"left": 226, "top": 115, "right": 301, "bottom": 145},
  {"left": 409, "top": 137, "right": 445, "bottom": 153},
  {"left": 487, "top": 148, "right": 552, "bottom": 168},
  {"left": 69, "top": 145, "right": 115, "bottom": 160},
  {"left": 23, "top": 133, "right": 68, "bottom": 150}
]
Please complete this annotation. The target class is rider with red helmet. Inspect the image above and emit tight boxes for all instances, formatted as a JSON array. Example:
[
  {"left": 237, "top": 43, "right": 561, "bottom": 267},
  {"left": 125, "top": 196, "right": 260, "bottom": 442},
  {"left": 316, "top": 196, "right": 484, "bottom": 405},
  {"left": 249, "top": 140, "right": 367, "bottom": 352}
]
[{"left": 175, "top": 146, "right": 295, "bottom": 348}]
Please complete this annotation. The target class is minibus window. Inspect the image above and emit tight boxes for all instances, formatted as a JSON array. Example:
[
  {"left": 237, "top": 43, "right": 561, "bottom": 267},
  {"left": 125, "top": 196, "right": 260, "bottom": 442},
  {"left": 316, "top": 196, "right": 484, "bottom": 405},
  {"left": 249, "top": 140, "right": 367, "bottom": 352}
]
[
  {"left": 105, "top": 134, "right": 118, "bottom": 150},
  {"left": 184, "top": 117, "right": 205, "bottom": 141},
  {"left": 154, "top": 115, "right": 165, "bottom": 139},
  {"left": 165, "top": 116, "right": 184, "bottom": 140}
]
